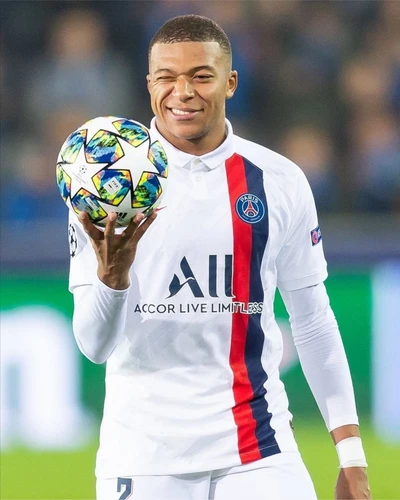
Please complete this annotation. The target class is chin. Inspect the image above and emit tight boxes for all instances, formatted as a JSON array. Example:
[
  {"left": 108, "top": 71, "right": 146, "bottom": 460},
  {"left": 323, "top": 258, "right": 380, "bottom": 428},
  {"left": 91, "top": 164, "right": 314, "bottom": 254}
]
[{"left": 169, "top": 126, "right": 206, "bottom": 142}]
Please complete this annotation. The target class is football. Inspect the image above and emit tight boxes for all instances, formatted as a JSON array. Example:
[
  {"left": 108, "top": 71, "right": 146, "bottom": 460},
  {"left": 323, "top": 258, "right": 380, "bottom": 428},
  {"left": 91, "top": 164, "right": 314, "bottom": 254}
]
[{"left": 56, "top": 116, "right": 168, "bottom": 227}]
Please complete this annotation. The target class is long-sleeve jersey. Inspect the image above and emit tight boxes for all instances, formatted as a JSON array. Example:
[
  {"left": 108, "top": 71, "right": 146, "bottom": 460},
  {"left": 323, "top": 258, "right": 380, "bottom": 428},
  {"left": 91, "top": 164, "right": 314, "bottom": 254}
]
[{"left": 70, "top": 119, "right": 358, "bottom": 478}]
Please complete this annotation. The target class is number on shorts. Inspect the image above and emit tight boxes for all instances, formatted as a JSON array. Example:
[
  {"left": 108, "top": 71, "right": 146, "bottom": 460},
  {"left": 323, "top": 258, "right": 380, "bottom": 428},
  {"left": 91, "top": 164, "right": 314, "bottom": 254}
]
[{"left": 117, "top": 477, "right": 133, "bottom": 499}]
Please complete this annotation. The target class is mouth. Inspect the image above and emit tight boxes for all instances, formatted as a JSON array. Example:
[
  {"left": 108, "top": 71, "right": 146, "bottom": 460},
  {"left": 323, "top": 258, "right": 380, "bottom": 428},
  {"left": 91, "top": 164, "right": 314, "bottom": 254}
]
[{"left": 167, "top": 108, "right": 201, "bottom": 120}]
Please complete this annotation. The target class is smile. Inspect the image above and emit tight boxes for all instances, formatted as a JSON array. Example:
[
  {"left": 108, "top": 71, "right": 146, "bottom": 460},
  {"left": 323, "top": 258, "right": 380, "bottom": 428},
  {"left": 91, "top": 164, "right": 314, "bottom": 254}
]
[{"left": 168, "top": 108, "right": 201, "bottom": 120}]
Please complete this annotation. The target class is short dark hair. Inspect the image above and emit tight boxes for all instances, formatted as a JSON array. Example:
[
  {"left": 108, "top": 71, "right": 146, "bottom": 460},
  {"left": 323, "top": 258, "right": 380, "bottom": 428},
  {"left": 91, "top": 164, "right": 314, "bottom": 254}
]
[{"left": 149, "top": 14, "right": 232, "bottom": 62}]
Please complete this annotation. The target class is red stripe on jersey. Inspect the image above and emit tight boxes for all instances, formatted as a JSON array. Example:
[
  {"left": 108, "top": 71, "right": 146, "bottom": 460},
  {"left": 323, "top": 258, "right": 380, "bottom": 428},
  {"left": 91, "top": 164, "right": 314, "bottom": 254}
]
[{"left": 225, "top": 153, "right": 262, "bottom": 463}]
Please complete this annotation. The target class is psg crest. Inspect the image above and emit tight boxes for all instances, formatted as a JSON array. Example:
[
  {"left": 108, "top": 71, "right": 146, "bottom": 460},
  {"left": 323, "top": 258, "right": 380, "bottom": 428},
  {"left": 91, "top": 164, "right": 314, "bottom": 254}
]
[{"left": 235, "top": 193, "right": 265, "bottom": 224}]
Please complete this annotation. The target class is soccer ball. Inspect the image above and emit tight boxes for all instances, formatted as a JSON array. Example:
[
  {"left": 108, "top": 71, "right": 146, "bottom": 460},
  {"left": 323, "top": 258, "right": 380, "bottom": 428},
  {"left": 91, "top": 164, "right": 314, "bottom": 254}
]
[{"left": 56, "top": 116, "right": 168, "bottom": 227}]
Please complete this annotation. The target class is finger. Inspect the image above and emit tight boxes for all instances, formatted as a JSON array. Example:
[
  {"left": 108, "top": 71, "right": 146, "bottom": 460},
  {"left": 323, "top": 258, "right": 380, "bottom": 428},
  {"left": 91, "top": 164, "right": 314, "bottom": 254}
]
[
  {"left": 79, "top": 212, "right": 104, "bottom": 240},
  {"left": 123, "top": 212, "right": 145, "bottom": 238},
  {"left": 104, "top": 212, "right": 118, "bottom": 238},
  {"left": 134, "top": 212, "right": 146, "bottom": 224},
  {"left": 133, "top": 212, "right": 157, "bottom": 242}
]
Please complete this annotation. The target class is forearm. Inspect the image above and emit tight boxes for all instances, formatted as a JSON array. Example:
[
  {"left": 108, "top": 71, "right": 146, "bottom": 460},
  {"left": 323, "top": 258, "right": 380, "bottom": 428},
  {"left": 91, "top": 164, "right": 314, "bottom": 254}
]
[
  {"left": 280, "top": 283, "right": 359, "bottom": 431},
  {"left": 296, "top": 321, "right": 358, "bottom": 430},
  {"left": 72, "top": 278, "right": 129, "bottom": 364}
]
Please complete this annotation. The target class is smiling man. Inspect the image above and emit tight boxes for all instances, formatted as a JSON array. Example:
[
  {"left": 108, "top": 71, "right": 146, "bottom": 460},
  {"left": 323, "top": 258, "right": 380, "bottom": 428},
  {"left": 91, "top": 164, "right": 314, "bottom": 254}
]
[
  {"left": 147, "top": 37, "right": 237, "bottom": 154},
  {"left": 70, "top": 15, "right": 371, "bottom": 500}
]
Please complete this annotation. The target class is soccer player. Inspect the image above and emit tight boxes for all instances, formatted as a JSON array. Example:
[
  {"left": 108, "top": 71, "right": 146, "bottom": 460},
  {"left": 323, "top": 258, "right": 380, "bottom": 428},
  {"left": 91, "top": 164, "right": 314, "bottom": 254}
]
[{"left": 70, "top": 15, "right": 371, "bottom": 500}]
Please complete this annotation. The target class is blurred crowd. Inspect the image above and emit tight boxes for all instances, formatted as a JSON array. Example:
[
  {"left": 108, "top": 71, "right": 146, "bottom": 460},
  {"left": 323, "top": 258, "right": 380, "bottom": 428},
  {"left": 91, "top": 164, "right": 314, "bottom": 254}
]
[{"left": 1, "top": 0, "right": 399, "bottom": 223}]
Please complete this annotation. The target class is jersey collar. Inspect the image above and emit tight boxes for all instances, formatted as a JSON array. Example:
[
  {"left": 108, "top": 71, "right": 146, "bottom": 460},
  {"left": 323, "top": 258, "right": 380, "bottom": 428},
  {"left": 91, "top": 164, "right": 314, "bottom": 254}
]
[{"left": 149, "top": 117, "right": 235, "bottom": 170}]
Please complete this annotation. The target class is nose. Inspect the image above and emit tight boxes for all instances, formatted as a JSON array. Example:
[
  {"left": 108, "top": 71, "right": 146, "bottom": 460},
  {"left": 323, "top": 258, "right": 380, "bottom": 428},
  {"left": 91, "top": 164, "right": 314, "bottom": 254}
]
[{"left": 172, "top": 77, "right": 195, "bottom": 101}]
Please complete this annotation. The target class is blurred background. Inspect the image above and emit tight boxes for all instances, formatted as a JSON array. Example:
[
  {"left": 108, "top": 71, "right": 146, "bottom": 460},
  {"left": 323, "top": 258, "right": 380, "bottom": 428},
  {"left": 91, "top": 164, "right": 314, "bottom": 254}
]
[{"left": 0, "top": 1, "right": 399, "bottom": 499}]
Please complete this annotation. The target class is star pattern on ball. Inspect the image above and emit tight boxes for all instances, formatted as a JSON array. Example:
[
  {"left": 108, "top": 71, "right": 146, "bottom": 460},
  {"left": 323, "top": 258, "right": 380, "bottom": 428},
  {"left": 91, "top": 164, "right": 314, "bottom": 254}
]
[
  {"left": 61, "top": 145, "right": 108, "bottom": 201},
  {"left": 56, "top": 117, "right": 168, "bottom": 227}
]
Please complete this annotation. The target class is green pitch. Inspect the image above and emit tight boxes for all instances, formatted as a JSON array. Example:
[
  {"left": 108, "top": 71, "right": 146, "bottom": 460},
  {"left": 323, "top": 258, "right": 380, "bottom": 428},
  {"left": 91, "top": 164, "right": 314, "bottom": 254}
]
[{"left": 1, "top": 420, "right": 399, "bottom": 500}]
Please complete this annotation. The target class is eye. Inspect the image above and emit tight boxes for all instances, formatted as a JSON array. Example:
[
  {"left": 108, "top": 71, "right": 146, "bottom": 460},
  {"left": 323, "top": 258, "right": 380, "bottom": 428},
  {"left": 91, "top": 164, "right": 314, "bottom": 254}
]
[
  {"left": 156, "top": 75, "right": 174, "bottom": 82},
  {"left": 194, "top": 74, "right": 213, "bottom": 81}
]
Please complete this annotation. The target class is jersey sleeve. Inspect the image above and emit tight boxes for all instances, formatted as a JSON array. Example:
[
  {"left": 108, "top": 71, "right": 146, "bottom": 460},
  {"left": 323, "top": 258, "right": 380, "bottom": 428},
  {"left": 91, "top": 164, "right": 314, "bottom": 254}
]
[
  {"left": 276, "top": 169, "right": 328, "bottom": 291},
  {"left": 72, "top": 280, "right": 129, "bottom": 364},
  {"left": 280, "top": 283, "right": 359, "bottom": 431},
  {"left": 68, "top": 211, "right": 98, "bottom": 292}
]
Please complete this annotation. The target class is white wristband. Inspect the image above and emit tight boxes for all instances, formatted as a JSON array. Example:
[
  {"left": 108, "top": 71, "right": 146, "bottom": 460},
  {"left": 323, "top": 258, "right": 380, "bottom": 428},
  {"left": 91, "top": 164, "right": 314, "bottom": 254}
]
[{"left": 335, "top": 437, "right": 368, "bottom": 468}]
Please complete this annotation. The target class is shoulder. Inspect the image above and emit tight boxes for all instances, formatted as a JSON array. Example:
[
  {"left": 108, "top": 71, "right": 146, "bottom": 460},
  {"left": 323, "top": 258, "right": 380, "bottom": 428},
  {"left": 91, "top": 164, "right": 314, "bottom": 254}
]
[
  {"left": 233, "top": 134, "right": 303, "bottom": 181},
  {"left": 232, "top": 135, "right": 314, "bottom": 211},
  {"left": 233, "top": 135, "right": 308, "bottom": 189}
]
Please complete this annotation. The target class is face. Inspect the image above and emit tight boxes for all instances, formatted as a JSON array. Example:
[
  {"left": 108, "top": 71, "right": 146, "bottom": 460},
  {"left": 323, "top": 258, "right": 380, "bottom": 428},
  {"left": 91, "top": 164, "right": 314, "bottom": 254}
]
[{"left": 147, "top": 41, "right": 238, "bottom": 155}]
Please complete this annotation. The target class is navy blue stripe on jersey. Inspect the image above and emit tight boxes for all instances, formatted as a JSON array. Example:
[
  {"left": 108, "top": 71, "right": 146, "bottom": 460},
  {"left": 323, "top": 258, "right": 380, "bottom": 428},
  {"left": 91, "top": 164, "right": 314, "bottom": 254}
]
[{"left": 242, "top": 156, "right": 280, "bottom": 458}]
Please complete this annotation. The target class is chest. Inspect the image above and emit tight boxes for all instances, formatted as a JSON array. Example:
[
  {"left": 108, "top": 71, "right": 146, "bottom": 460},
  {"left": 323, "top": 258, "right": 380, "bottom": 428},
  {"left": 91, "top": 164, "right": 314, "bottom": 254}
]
[
  {"left": 147, "top": 165, "right": 233, "bottom": 253},
  {"left": 139, "top": 163, "right": 283, "bottom": 266}
]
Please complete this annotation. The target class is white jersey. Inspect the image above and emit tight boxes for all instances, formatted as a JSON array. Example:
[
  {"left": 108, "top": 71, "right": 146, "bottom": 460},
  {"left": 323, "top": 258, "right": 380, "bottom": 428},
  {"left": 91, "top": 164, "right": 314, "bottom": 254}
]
[{"left": 69, "top": 119, "right": 328, "bottom": 477}]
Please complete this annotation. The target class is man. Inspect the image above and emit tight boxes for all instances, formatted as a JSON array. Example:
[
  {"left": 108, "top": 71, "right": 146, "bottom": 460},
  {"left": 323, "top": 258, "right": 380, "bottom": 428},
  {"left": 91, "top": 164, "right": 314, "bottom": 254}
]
[{"left": 70, "top": 15, "right": 371, "bottom": 500}]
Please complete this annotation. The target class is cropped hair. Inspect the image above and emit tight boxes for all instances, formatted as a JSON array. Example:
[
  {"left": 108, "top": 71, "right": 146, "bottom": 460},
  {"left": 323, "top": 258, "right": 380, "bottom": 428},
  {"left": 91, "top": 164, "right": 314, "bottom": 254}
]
[{"left": 149, "top": 14, "right": 232, "bottom": 61}]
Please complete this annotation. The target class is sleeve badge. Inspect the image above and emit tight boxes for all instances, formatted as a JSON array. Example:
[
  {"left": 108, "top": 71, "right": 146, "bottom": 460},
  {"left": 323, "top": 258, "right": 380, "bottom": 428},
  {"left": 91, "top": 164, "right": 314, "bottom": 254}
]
[{"left": 311, "top": 225, "right": 322, "bottom": 246}]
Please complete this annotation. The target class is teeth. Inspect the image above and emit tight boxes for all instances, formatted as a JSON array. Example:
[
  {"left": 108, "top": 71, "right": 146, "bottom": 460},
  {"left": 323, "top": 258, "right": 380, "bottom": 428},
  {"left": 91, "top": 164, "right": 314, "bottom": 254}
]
[{"left": 171, "top": 109, "right": 193, "bottom": 115}]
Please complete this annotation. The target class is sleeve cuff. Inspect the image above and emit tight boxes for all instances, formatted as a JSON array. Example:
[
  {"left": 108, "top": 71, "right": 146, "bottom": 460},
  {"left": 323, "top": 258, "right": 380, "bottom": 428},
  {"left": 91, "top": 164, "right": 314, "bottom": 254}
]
[
  {"left": 327, "top": 414, "right": 360, "bottom": 432},
  {"left": 94, "top": 275, "right": 131, "bottom": 295}
]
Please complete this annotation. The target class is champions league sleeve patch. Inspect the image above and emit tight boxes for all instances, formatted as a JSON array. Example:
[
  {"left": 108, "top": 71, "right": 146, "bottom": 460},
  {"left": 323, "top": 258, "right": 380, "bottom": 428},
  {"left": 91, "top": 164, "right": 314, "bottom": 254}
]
[
  {"left": 310, "top": 225, "right": 322, "bottom": 246},
  {"left": 68, "top": 221, "right": 88, "bottom": 258},
  {"left": 68, "top": 223, "right": 78, "bottom": 257}
]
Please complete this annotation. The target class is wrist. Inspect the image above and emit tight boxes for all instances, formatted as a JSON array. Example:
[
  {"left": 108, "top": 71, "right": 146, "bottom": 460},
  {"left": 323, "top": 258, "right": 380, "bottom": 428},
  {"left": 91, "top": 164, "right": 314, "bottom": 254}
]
[
  {"left": 335, "top": 436, "right": 368, "bottom": 468},
  {"left": 97, "top": 270, "right": 130, "bottom": 290}
]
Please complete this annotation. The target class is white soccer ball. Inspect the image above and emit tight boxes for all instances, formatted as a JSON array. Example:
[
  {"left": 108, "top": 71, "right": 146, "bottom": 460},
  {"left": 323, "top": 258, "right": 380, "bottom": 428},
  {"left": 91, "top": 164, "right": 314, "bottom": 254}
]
[{"left": 56, "top": 116, "right": 168, "bottom": 227}]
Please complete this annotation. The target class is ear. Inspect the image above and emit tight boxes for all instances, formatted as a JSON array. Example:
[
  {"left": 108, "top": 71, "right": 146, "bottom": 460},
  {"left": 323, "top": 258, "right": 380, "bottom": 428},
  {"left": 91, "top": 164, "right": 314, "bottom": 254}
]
[
  {"left": 226, "top": 70, "right": 238, "bottom": 100},
  {"left": 146, "top": 74, "right": 151, "bottom": 94}
]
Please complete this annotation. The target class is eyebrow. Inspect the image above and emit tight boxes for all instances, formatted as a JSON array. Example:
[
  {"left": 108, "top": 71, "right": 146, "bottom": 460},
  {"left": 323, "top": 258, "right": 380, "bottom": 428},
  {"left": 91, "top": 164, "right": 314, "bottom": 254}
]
[{"left": 154, "top": 65, "right": 216, "bottom": 75}]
